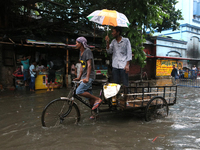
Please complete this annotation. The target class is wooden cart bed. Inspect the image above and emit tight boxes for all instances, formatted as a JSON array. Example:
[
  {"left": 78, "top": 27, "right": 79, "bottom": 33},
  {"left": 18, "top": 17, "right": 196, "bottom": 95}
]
[{"left": 117, "top": 83, "right": 177, "bottom": 109}]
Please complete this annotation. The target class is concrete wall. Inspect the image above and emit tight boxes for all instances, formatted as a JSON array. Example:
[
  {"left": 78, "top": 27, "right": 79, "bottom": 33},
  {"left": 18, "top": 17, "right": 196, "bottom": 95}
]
[
  {"left": 153, "top": 0, "right": 200, "bottom": 67},
  {"left": 156, "top": 37, "right": 187, "bottom": 58},
  {"left": 0, "top": 44, "right": 15, "bottom": 88}
]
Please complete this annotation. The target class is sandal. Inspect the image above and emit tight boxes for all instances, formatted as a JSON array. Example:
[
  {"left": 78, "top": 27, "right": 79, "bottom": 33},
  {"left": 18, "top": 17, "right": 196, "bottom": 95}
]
[
  {"left": 89, "top": 115, "right": 95, "bottom": 120},
  {"left": 92, "top": 99, "right": 103, "bottom": 110}
]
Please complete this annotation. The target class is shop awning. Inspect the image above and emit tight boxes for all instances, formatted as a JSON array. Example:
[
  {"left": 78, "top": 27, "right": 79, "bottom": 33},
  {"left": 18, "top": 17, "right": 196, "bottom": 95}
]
[
  {"left": 26, "top": 39, "right": 95, "bottom": 48},
  {"left": 26, "top": 39, "right": 66, "bottom": 46},
  {"left": 67, "top": 44, "right": 95, "bottom": 48}
]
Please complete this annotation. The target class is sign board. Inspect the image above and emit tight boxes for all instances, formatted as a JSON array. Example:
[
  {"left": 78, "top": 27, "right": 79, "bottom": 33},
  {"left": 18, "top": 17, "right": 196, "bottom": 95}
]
[{"left": 156, "top": 60, "right": 183, "bottom": 76}]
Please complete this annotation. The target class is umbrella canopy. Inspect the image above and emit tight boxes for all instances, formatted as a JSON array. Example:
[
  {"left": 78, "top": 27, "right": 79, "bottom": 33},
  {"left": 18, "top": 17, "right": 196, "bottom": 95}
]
[{"left": 87, "top": 9, "right": 130, "bottom": 27}]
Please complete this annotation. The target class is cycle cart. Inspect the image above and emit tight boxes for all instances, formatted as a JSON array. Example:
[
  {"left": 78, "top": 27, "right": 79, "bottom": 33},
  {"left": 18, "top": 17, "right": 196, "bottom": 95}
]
[{"left": 41, "top": 81, "right": 177, "bottom": 127}]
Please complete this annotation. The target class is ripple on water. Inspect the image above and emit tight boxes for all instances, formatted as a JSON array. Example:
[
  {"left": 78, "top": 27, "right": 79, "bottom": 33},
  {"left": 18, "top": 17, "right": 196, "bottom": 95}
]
[
  {"left": 171, "top": 124, "right": 187, "bottom": 129},
  {"left": 195, "top": 138, "right": 200, "bottom": 143}
]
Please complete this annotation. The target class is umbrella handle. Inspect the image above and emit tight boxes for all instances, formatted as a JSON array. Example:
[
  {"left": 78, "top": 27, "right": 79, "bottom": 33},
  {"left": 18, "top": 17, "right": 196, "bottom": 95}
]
[
  {"left": 107, "top": 26, "right": 109, "bottom": 36},
  {"left": 107, "top": 17, "right": 110, "bottom": 36}
]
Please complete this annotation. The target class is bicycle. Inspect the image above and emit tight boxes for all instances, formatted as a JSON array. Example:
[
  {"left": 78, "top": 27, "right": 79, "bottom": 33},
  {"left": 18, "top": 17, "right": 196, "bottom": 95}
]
[
  {"left": 41, "top": 81, "right": 103, "bottom": 127},
  {"left": 41, "top": 80, "right": 176, "bottom": 127}
]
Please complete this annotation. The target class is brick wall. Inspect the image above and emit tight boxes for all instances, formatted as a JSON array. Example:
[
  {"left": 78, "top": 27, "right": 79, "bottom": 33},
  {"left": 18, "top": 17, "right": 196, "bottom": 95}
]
[{"left": 129, "top": 58, "right": 156, "bottom": 80}]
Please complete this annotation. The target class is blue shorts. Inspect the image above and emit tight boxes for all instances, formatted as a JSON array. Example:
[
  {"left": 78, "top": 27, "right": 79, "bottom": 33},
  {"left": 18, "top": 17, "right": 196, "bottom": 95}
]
[{"left": 76, "top": 78, "right": 94, "bottom": 95}]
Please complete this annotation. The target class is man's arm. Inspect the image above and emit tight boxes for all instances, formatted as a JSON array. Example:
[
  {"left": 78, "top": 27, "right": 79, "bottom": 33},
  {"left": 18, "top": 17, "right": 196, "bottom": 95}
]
[
  {"left": 75, "top": 67, "right": 77, "bottom": 76},
  {"left": 74, "top": 65, "right": 83, "bottom": 81},
  {"left": 30, "top": 66, "right": 36, "bottom": 73},
  {"left": 32, "top": 69, "right": 37, "bottom": 72},
  {"left": 27, "top": 56, "right": 31, "bottom": 60},
  {"left": 82, "top": 59, "right": 92, "bottom": 83},
  {"left": 17, "top": 58, "right": 23, "bottom": 62},
  {"left": 124, "top": 39, "right": 132, "bottom": 73},
  {"left": 105, "top": 36, "right": 113, "bottom": 54},
  {"left": 17, "top": 56, "right": 31, "bottom": 62},
  {"left": 105, "top": 36, "right": 110, "bottom": 50},
  {"left": 124, "top": 61, "right": 130, "bottom": 73},
  {"left": 78, "top": 65, "right": 83, "bottom": 79},
  {"left": 126, "top": 39, "right": 132, "bottom": 62}
]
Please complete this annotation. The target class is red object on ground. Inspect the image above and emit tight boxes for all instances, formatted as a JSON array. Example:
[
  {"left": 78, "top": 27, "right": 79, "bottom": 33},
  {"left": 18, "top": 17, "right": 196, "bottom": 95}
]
[
  {"left": 152, "top": 136, "right": 158, "bottom": 142},
  {"left": 14, "top": 74, "right": 24, "bottom": 77}
]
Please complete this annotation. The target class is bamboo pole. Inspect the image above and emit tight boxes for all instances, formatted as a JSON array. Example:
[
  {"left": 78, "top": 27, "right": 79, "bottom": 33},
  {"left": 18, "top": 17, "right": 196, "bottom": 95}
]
[
  {"left": 66, "top": 38, "right": 69, "bottom": 88},
  {"left": 8, "top": 38, "right": 15, "bottom": 44}
]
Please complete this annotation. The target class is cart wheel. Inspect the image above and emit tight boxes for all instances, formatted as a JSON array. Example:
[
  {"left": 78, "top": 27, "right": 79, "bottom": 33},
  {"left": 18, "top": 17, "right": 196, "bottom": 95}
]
[{"left": 145, "top": 96, "right": 168, "bottom": 122}]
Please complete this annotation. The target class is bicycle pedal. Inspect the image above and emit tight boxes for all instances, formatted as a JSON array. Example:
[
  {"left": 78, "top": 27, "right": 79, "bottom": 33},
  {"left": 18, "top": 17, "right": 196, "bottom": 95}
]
[{"left": 102, "top": 100, "right": 108, "bottom": 104}]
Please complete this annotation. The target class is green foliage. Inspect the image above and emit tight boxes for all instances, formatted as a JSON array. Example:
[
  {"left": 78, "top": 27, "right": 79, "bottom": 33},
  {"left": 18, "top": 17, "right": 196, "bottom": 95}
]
[
  {"left": 90, "top": 0, "right": 182, "bottom": 67},
  {"left": 8, "top": 0, "right": 182, "bottom": 67}
]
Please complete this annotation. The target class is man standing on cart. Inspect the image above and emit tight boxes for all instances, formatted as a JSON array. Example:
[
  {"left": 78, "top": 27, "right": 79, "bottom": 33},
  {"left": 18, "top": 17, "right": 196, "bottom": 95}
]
[
  {"left": 105, "top": 27, "right": 132, "bottom": 86},
  {"left": 74, "top": 37, "right": 102, "bottom": 113}
]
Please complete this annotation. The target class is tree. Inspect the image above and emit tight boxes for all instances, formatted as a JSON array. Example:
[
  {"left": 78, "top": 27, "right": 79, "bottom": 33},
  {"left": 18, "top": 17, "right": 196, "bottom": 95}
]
[
  {"left": 1, "top": 0, "right": 183, "bottom": 67},
  {"left": 91, "top": 0, "right": 183, "bottom": 67}
]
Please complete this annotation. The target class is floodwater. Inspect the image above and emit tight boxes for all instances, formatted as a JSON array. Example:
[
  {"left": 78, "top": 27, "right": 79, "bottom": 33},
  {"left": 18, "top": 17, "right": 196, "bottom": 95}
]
[{"left": 1, "top": 79, "right": 200, "bottom": 150}]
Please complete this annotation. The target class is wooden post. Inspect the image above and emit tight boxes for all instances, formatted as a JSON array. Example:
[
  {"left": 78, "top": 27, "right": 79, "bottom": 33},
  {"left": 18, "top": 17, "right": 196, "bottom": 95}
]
[
  {"left": 66, "top": 38, "right": 69, "bottom": 88},
  {"left": 66, "top": 49, "right": 69, "bottom": 88}
]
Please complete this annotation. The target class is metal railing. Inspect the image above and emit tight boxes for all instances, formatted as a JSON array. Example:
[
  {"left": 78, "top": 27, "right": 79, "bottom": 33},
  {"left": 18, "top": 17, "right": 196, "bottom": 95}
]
[{"left": 176, "top": 69, "right": 200, "bottom": 88}]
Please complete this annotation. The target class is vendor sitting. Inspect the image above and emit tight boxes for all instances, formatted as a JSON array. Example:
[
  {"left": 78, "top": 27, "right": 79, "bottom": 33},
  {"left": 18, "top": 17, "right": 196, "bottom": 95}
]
[{"left": 36, "top": 61, "right": 45, "bottom": 72}]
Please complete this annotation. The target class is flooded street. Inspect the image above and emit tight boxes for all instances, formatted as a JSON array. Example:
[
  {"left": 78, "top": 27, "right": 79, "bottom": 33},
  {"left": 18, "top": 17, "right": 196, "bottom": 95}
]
[{"left": 1, "top": 80, "right": 200, "bottom": 150}]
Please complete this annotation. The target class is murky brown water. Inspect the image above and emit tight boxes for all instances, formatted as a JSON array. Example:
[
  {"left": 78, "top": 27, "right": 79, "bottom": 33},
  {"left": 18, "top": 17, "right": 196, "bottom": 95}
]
[{"left": 1, "top": 79, "right": 200, "bottom": 150}]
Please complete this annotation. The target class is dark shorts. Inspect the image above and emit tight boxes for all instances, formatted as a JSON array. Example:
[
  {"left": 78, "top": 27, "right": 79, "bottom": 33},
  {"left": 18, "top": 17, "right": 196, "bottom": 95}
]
[{"left": 48, "top": 74, "right": 55, "bottom": 84}]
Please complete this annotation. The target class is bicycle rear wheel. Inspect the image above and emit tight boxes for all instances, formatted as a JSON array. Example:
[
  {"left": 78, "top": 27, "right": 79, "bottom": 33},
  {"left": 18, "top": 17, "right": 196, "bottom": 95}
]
[{"left": 41, "top": 98, "right": 80, "bottom": 127}]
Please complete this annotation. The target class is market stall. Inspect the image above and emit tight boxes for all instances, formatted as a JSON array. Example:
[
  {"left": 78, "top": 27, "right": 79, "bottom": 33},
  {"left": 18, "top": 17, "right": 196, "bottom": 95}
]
[{"left": 35, "top": 70, "right": 63, "bottom": 90}]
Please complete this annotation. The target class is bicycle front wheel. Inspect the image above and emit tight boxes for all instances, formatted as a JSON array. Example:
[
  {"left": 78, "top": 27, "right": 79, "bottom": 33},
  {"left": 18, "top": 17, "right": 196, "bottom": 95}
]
[{"left": 41, "top": 98, "right": 80, "bottom": 127}]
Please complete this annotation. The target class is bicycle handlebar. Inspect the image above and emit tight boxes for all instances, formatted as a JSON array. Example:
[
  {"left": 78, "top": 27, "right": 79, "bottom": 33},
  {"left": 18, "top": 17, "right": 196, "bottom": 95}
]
[{"left": 72, "top": 80, "right": 82, "bottom": 84}]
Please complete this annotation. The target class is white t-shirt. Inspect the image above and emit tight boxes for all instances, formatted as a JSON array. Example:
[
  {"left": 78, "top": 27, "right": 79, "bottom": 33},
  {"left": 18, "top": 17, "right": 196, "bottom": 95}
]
[
  {"left": 29, "top": 64, "right": 36, "bottom": 77},
  {"left": 192, "top": 67, "right": 197, "bottom": 70},
  {"left": 75, "top": 63, "right": 81, "bottom": 78}
]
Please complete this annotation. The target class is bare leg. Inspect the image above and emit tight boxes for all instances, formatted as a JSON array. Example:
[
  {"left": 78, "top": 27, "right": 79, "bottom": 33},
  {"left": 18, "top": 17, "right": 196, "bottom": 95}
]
[
  {"left": 25, "top": 80, "right": 28, "bottom": 86},
  {"left": 51, "top": 83, "right": 54, "bottom": 91},
  {"left": 79, "top": 92, "right": 102, "bottom": 106},
  {"left": 47, "top": 83, "right": 50, "bottom": 91}
]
